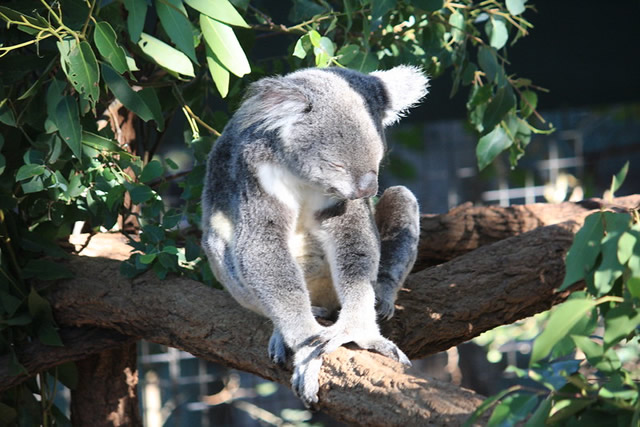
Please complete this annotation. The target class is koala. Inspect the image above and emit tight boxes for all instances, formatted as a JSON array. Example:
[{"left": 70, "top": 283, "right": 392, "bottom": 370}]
[{"left": 201, "top": 65, "right": 428, "bottom": 406}]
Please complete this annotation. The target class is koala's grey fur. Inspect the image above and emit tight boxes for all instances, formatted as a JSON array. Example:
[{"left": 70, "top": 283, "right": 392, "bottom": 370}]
[{"left": 201, "top": 65, "right": 428, "bottom": 406}]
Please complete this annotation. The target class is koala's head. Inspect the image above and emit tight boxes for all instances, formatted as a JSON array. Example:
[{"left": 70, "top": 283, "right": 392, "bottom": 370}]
[{"left": 235, "top": 66, "right": 428, "bottom": 200}]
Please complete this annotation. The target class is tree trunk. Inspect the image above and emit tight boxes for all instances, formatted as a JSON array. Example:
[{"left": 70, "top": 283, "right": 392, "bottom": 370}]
[{"left": 71, "top": 342, "right": 142, "bottom": 427}]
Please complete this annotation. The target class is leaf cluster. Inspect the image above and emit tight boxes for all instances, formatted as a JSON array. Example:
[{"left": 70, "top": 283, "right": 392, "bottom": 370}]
[
  {"left": 0, "top": 0, "right": 551, "bottom": 424},
  {"left": 469, "top": 166, "right": 640, "bottom": 426}
]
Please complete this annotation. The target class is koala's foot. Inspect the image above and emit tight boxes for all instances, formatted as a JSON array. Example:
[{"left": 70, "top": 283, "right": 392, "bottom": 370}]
[
  {"left": 375, "top": 295, "right": 396, "bottom": 321},
  {"left": 268, "top": 329, "right": 291, "bottom": 366},
  {"left": 290, "top": 328, "right": 340, "bottom": 408},
  {"left": 352, "top": 334, "right": 411, "bottom": 366}
]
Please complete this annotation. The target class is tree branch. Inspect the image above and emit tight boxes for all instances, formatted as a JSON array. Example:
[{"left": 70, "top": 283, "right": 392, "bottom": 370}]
[
  {"left": 2, "top": 196, "right": 638, "bottom": 425},
  {"left": 415, "top": 195, "right": 639, "bottom": 270}
]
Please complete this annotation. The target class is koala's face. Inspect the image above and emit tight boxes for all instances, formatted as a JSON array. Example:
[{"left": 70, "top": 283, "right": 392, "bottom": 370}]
[
  {"left": 281, "top": 70, "right": 386, "bottom": 200},
  {"left": 236, "top": 66, "right": 429, "bottom": 200}
]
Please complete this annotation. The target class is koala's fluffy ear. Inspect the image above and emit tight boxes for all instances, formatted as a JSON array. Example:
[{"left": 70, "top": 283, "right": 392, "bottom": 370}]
[
  {"left": 235, "top": 77, "right": 311, "bottom": 134},
  {"left": 370, "top": 65, "right": 429, "bottom": 127}
]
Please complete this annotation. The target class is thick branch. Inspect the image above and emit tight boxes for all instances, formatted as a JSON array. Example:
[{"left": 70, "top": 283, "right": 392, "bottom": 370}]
[
  {"left": 0, "top": 327, "right": 134, "bottom": 392},
  {"left": 3, "top": 196, "right": 637, "bottom": 425},
  {"left": 46, "top": 255, "right": 484, "bottom": 426},
  {"left": 415, "top": 195, "right": 640, "bottom": 270}
]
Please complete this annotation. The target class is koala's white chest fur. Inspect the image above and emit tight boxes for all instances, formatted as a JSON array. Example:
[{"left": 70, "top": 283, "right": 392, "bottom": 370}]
[{"left": 257, "top": 163, "right": 340, "bottom": 311}]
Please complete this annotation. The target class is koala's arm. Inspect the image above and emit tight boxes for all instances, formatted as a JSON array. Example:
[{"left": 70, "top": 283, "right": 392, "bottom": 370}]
[
  {"left": 374, "top": 186, "right": 421, "bottom": 319},
  {"left": 319, "top": 200, "right": 381, "bottom": 331},
  {"left": 231, "top": 197, "right": 325, "bottom": 350}
]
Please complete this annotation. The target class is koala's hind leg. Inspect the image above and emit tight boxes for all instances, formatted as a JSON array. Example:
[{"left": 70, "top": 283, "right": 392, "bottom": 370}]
[{"left": 374, "top": 186, "right": 420, "bottom": 320}]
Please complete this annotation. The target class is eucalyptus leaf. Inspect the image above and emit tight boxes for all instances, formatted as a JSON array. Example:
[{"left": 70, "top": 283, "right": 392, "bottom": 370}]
[
  {"left": 94, "top": 21, "right": 130, "bottom": 75},
  {"left": 185, "top": 0, "right": 250, "bottom": 28},
  {"left": 156, "top": 0, "right": 198, "bottom": 63},
  {"left": 55, "top": 96, "right": 83, "bottom": 162},
  {"left": 123, "top": 0, "right": 147, "bottom": 42},
  {"left": 530, "top": 298, "right": 597, "bottom": 365},
  {"left": 483, "top": 85, "right": 516, "bottom": 132},
  {"left": 138, "top": 33, "right": 195, "bottom": 77},
  {"left": 476, "top": 126, "right": 511, "bottom": 170},
  {"left": 206, "top": 44, "right": 230, "bottom": 98},
  {"left": 559, "top": 213, "right": 604, "bottom": 290},
  {"left": 200, "top": 15, "right": 251, "bottom": 78},
  {"left": 58, "top": 41, "right": 100, "bottom": 109}
]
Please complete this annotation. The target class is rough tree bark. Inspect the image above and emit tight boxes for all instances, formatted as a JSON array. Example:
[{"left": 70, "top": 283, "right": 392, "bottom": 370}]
[
  {"left": 71, "top": 342, "right": 142, "bottom": 427},
  {"left": 2, "top": 195, "right": 638, "bottom": 426}
]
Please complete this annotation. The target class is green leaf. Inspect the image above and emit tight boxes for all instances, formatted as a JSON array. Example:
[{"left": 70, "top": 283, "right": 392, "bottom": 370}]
[
  {"left": 314, "top": 37, "right": 335, "bottom": 67},
  {"left": 448, "top": 11, "right": 465, "bottom": 43},
  {"left": 571, "top": 335, "right": 604, "bottom": 365},
  {"left": 123, "top": 0, "right": 148, "bottom": 42},
  {"left": 603, "top": 304, "right": 640, "bottom": 349},
  {"left": 101, "top": 64, "right": 163, "bottom": 130},
  {"left": 487, "top": 393, "right": 538, "bottom": 427},
  {"left": 610, "top": 160, "right": 629, "bottom": 196},
  {"left": 138, "top": 88, "right": 165, "bottom": 131},
  {"left": 506, "top": 0, "right": 526, "bottom": 16},
  {"left": 618, "top": 230, "right": 637, "bottom": 265},
  {"left": 463, "top": 386, "right": 521, "bottom": 427},
  {"left": 476, "top": 126, "right": 511, "bottom": 170},
  {"left": 58, "top": 40, "right": 100, "bottom": 109},
  {"left": 524, "top": 395, "right": 550, "bottom": 427},
  {"left": 593, "top": 212, "right": 629, "bottom": 294},
  {"left": 530, "top": 298, "right": 597, "bottom": 365},
  {"left": 293, "top": 34, "right": 311, "bottom": 59},
  {"left": 205, "top": 44, "right": 230, "bottom": 98},
  {"left": 139, "top": 253, "right": 157, "bottom": 264},
  {"left": 93, "top": 21, "right": 130, "bottom": 75},
  {"left": 0, "top": 100, "right": 15, "bottom": 127},
  {"left": 16, "top": 164, "right": 46, "bottom": 181},
  {"left": 350, "top": 51, "right": 379, "bottom": 73},
  {"left": 138, "top": 32, "right": 195, "bottom": 77},
  {"left": 547, "top": 398, "right": 595, "bottom": 424},
  {"left": 520, "top": 90, "right": 538, "bottom": 119},
  {"left": 0, "top": 154, "right": 5, "bottom": 176},
  {"left": 478, "top": 46, "right": 499, "bottom": 83},
  {"left": 559, "top": 213, "right": 604, "bottom": 290},
  {"left": 486, "top": 18, "right": 508, "bottom": 50},
  {"left": 55, "top": 96, "right": 83, "bottom": 162},
  {"left": 200, "top": 15, "right": 251, "bottom": 78},
  {"left": 45, "top": 78, "right": 66, "bottom": 133},
  {"left": 371, "top": 0, "right": 396, "bottom": 22},
  {"left": 337, "top": 44, "right": 360, "bottom": 65},
  {"left": 483, "top": 85, "right": 516, "bottom": 133},
  {"left": 28, "top": 288, "right": 63, "bottom": 346},
  {"left": 22, "top": 176, "right": 44, "bottom": 194},
  {"left": 185, "top": 0, "right": 249, "bottom": 28},
  {"left": 140, "top": 160, "right": 164, "bottom": 183},
  {"left": 125, "top": 183, "right": 154, "bottom": 204},
  {"left": 156, "top": 0, "right": 198, "bottom": 63},
  {"left": 82, "top": 131, "right": 120, "bottom": 152},
  {"left": 106, "top": 185, "right": 126, "bottom": 210}
]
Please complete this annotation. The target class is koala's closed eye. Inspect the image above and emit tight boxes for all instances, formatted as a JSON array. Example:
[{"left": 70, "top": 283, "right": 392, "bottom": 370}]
[{"left": 329, "top": 162, "right": 346, "bottom": 171}]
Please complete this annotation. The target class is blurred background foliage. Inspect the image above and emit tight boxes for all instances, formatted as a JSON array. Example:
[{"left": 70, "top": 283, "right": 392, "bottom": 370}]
[{"left": 0, "top": 0, "right": 638, "bottom": 425}]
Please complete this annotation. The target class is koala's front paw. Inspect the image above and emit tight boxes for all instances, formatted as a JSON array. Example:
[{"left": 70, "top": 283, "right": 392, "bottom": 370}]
[
  {"left": 291, "top": 346, "right": 324, "bottom": 408},
  {"left": 268, "top": 329, "right": 290, "bottom": 366}
]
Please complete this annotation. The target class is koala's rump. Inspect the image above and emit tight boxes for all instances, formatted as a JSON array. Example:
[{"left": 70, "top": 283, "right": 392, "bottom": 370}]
[{"left": 289, "top": 227, "right": 340, "bottom": 313}]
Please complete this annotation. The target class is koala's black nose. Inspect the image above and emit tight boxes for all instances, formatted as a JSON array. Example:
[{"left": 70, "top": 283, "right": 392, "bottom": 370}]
[{"left": 355, "top": 171, "right": 378, "bottom": 199}]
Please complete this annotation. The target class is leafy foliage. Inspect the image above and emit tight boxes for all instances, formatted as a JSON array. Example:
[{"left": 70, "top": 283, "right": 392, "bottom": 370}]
[
  {"left": 469, "top": 166, "right": 640, "bottom": 426},
  {"left": 0, "top": 0, "right": 551, "bottom": 424}
]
